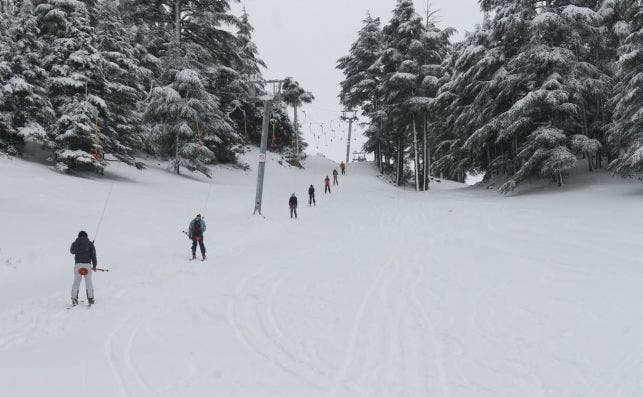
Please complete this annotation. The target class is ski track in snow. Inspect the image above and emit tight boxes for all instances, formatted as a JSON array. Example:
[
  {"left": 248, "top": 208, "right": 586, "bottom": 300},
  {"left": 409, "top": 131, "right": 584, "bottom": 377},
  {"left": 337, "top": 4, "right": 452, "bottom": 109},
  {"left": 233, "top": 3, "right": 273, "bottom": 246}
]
[
  {"left": 1, "top": 151, "right": 642, "bottom": 396},
  {"left": 227, "top": 246, "right": 337, "bottom": 390}
]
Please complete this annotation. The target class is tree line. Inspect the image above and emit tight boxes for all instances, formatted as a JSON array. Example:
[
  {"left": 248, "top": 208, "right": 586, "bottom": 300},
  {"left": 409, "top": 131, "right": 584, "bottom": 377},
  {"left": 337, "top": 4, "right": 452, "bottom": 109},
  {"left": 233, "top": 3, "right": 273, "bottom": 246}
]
[
  {"left": 338, "top": 0, "right": 642, "bottom": 191},
  {"left": 0, "top": 0, "right": 314, "bottom": 176}
]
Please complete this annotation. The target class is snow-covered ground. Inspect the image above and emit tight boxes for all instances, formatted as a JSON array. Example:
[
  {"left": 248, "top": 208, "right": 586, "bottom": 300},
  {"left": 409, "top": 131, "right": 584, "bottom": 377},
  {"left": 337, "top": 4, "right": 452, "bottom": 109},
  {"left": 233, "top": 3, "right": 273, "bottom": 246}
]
[{"left": 1, "top": 150, "right": 642, "bottom": 396}]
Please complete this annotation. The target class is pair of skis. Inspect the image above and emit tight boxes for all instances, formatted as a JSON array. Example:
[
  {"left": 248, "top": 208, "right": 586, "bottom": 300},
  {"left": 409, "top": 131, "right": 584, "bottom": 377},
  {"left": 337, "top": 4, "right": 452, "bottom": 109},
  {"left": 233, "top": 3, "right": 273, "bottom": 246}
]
[{"left": 66, "top": 300, "right": 93, "bottom": 310}]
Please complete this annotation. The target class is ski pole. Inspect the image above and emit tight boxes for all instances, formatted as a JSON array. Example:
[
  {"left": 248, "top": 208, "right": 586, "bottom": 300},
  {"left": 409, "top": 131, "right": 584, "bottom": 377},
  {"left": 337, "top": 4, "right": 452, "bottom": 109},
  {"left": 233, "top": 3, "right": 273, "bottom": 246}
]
[{"left": 94, "top": 268, "right": 109, "bottom": 272}]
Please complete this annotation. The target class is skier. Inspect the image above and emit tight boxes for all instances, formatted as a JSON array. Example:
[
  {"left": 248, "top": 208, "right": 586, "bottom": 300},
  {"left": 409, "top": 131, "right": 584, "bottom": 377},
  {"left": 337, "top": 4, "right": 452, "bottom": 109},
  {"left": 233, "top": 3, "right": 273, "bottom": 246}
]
[
  {"left": 308, "top": 184, "right": 316, "bottom": 206},
  {"left": 188, "top": 214, "right": 207, "bottom": 261},
  {"left": 340, "top": 161, "right": 346, "bottom": 175},
  {"left": 333, "top": 169, "right": 339, "bottom": 185},
  {"left": 289, "top": 193, "right": 298, "bottom": 219},
  {"left": 69, "top": 231, "right": 97, "bottom": 305},
  {"left": 324, "top": 175, "right": 331, "bottom": 194}
]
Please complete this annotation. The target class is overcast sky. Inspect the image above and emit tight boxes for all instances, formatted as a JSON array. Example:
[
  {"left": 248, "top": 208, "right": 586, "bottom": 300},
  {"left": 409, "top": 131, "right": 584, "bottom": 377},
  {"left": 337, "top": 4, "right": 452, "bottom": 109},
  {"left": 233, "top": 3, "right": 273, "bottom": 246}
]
[{"left": 233, "top": 0, "right": 482, "bottom": 162}]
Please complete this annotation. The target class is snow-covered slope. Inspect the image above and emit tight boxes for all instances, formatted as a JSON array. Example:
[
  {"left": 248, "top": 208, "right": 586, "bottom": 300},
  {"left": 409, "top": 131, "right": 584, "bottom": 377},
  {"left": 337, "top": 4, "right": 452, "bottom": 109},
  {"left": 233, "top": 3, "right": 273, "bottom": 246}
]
[{"left": 1, "top": 151, "right": 642, "bottom": 396}]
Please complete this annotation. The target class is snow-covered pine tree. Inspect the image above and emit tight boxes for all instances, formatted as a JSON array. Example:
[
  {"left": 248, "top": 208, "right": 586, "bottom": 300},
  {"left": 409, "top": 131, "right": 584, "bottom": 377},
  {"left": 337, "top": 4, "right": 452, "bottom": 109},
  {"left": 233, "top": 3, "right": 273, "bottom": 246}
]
[
  {"left": 376, "top": 0, "right": 429, "bottom": 186},
  {"left": 410, "top": 13, "right": 454, "bottom": 190},
  {"left": 560, "top": 1, "right": 613, "bottom": 170},
  {"left": 145, "top": 68, "right": 221, "bottom": 176},
  {"left": 130, "top": 0, "right": 239, "bottom": 168},
  {"left": 281, "top": 77, "right": 314, "bottom": 159},
  {"left": 431, "top": 21, "right": 499, "bottom": 183},
  {"left": 228, "top": 7, "right": 265, "bottom": 147},
  {"left": 186, "top": 0, "right": 246, "bottom": 163},
  {"left": 337, "top": 14, "right": 384, "bottom": 171},
  {"left": 268, "top": 103, "right": 303, "bottom": 166},
  {"left": 451, "top": 0, "right": 607, "bottom": 192},
  {"left": 608, "top": 0, "right": 643, "bottom": 178},
  {"left": 93, "top": 0, "right": 151, "bottom": 168},
  {"left": 0, "top": 8, "right": 13, "bottom": 153},
  {"left": 36, "top": 0, "right": 107, "bottom": 173},
  {"left": 237, "top": 7, "right": 265, "bottom": 88},
  {"left": 0, "top": 0, "right": 53, "bottom": 155}
]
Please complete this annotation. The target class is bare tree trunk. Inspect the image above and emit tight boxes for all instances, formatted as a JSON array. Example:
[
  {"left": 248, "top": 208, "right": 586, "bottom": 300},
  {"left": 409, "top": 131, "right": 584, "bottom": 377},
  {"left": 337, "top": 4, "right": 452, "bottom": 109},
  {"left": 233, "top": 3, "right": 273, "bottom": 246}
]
[
  {"left": 596, "top": 93, "right": 604, "bottom": 169},
  {"left": 557, "top": 171, "right": 563, "bottom": 187},
  {"left": 513, "top": 137, "right": 518, "bottom": 175},
  {"left": 580, "top": 102, "right": 590, "bottom": 138},
  {"left": 396, "top": 136, "right": 404, "bottom": 186},
  {"left": 293, "top": 104, "right": 299, "bottom": 157},
  {"left": 423, "top": 113, "right": 429, "bottom": 191},
  {"left": 174, "top": 0, "right": 182, "bottom": 44},
  {"left": 413, "top": 117, "right": 420, "bottom": 191},
  {"left": 378, "top": 121, "right": 383, "bottom": 173},
  {"left": 396, "top": 140, "right": 400, "bottom": 185},
  {"left": 175, "top": 128, "right": 181, "bottom": 174}
]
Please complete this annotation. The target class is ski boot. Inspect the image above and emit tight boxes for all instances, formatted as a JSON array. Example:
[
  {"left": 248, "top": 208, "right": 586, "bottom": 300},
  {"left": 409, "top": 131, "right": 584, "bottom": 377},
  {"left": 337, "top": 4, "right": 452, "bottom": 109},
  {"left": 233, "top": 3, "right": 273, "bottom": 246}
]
[
  {"left": 191, "top": 251, "right": 197, "bottom": 260},
  {"left": 71, "top": 297, "right": 78, "bottom": 306},
  {"left": 88, "top": 298, "right": 95, "bottom": 305},
  {"left": 201, "top": 253, "right": 207, "bottom": 261}
]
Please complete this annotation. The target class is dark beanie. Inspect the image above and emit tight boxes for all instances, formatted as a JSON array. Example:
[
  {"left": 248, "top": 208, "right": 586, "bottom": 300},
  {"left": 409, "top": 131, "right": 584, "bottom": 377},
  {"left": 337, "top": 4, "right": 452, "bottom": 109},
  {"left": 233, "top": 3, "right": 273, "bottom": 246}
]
[{"left": 78, "top": 231, "right": 88, "bottom": 238}]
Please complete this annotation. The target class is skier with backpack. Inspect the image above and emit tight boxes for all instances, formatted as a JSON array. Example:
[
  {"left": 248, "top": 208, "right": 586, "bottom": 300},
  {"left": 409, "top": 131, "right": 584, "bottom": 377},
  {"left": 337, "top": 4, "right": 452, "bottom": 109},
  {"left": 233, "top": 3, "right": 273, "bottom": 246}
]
[
  {"left": 324, "top": 175, "right": 331, "bottom": 194},
  {"left": 332, "top": 169, "right": 339, "bottom": 185},
  {"left": 340, "top": 161, "right": 346, "bottom": 175},
  {"left": 308, "top": 184, "right": 316, "bottom": 206},
  {"left": 289, "top": 193, "right": 298, "bottom": 219},
  {"left": 188, "top": 214, "right": 207, "bottom": 261},
  {"left": 69, "top": 231, "right": 97, "bottom": 306}
]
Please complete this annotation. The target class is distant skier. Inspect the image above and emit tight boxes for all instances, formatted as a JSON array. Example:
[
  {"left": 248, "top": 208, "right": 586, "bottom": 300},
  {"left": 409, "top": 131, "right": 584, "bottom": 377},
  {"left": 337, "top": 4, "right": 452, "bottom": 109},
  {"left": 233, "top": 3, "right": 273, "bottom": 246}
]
[
  {"left": 333, "top": 169, "right": 339, "bottom": 185},
  {"left": 324, "top": 176, "right": 331, "bottom": 194},
  {"left": 340, "top": 161, "right": 346, "bottom": 175},
  {"left": 188, "top": 214, "right": 207, "bottom": 261},
  {"left": 70, "top": 231, "right": 97, "bottom": 305},
  {"left": 289, "top": 193, "right": 298, "bottom": 219},
  {"left": 308, "top": 184, "right": 316, "bottom": 206}
]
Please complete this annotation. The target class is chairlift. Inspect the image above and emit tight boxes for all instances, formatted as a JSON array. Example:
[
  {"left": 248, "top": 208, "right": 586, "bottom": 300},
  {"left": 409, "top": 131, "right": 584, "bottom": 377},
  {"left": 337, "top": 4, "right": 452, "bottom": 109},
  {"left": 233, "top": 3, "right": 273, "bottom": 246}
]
[{"left": 352, "top": 151, "right": 367, "bottom": 162}]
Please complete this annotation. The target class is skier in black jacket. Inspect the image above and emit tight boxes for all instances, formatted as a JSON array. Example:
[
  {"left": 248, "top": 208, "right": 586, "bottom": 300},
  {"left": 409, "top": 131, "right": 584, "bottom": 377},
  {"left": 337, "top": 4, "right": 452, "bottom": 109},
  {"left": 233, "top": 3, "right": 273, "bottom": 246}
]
[
  {"left": 70, "top": 231, "right": 97, "bottom": 305},
  {"left": 308, "top": 185, "right": 316, "bottom": 206},
  {"left": 289, "top": 193, "right": 298, "bottom": 219}
]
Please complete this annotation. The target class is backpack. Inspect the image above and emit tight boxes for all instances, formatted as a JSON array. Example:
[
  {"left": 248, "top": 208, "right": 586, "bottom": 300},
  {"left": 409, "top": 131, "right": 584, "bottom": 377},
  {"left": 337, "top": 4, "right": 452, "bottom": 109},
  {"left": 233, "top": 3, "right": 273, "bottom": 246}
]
[{"left": 193, "top": 220, "right": 202, "bottom": 236}]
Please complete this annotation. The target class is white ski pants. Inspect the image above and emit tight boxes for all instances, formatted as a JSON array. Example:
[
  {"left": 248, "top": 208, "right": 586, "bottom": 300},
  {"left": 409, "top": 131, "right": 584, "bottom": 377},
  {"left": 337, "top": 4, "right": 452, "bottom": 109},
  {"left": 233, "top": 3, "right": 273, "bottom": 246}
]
[{"left": 71, "top": 263, "right": 94, "bottom": 299}]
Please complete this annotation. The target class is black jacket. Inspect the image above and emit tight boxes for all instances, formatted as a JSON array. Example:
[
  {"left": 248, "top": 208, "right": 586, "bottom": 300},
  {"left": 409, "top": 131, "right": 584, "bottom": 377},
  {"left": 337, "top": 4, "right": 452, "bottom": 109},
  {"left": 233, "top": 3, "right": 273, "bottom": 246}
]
[
  {"left": 70, "top": 237, "right": 97, "bottom": 267},
  {"left": 289, "top": 196, "right": 298, "bottom": 207},
  {"left": 308, "top": 186, "right": 315, "bottom": 195}
]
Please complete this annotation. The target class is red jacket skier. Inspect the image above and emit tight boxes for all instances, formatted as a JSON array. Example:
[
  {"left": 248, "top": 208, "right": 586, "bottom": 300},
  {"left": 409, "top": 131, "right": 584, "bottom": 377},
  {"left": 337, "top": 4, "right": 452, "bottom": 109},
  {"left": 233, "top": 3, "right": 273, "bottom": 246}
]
[{"left": 324, "top": 176, "right": 331, "bottom": 194}]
